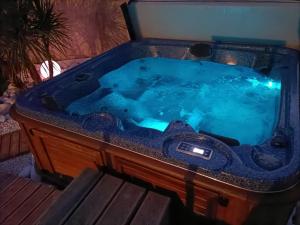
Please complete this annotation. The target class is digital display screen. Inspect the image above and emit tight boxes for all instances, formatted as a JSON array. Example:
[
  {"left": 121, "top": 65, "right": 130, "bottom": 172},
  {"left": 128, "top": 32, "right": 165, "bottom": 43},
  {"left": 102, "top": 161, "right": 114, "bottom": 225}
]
[{"left": 192, "top": 147, "right": 205, "bottom": 155}]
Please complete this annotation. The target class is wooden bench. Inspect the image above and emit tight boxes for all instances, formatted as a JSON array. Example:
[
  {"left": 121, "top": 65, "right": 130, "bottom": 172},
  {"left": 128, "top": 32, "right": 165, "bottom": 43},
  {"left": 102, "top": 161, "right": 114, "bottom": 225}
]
[
  {"left": 0, "top": 172, "right": 60, "bottom": 225},
  {"left": 38, "top": 169, "right": 171, "bottom": 225}
]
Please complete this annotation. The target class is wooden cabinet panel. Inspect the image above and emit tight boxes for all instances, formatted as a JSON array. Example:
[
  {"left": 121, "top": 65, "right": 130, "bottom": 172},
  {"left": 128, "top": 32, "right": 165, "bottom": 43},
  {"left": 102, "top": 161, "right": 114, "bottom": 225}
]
[
  {"left": 31, "top": 129, "right": 104, "bottom": 177},
  {"left": 19, "top": 128, "right": 30, "bottom": 154},
  {"left": 0, "top": 127, "right": 30, "bottom": 162},
  {"left": 110, "top": 154, "right": 218, "bottom": 218},
  {"left": 29, "top": 134, "right": 54, "bottom": 173},
  {"left": 13, "top": 110, "right": 298, "bottom": 225},
  {"left": 10, "top": 131, "right": 20, "bottom": 157},
  {"left": 0, "top": 133, "right": 11, "bottom": 161}
]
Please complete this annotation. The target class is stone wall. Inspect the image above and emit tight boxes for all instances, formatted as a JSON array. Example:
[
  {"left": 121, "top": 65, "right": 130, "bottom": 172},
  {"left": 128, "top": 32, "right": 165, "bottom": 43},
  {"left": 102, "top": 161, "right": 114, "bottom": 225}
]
[{"left": 53, "top": 0, "right": 129, "bottom": 60}]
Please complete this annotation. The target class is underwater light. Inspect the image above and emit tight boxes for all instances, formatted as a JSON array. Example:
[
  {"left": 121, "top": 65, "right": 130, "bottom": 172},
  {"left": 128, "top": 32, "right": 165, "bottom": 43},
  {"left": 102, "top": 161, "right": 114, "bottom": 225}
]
[
  {"left": 137, "top": 118, "right": 169, "bottom": 131},
  {"left": 40, "top": 60, "right": 61, "bottom": 80},
  {"left": 225, "top": 54, "right": 237, "bottom": 65},
  {"left": 226, "top": 60, "right": 237, "bottom": 66},
  {"left": 267, "top": 81, "right": 273, "bottom": 88}
]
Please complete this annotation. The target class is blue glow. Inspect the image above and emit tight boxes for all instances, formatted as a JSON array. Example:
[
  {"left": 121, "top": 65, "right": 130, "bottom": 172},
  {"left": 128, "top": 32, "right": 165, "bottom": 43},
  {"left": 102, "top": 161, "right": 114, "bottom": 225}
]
[
  {"left": 67, "top": 58, "right": 282, "bottom": 145},
  {"left": 265, "top": 80, "right": 281, "bottom": 90},
  {"left": 137, "top": 118, "right": 169, "bottom": 131},
  {"left": 267, "top": 81, "right": 273, "bottom": 88},
  {"left": 247, "top": 78, "right": 281, "bottom": 90},
  {"left": 246, "top": 78, "right": 260, "bottom": 87}
]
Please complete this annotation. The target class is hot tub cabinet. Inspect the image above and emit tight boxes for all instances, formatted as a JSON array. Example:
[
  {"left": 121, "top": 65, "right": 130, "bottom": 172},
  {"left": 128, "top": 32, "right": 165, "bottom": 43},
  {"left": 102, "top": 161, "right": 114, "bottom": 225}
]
[
  {"left": 13, "top": 39, "right": 299, "bottom": 225},
  {"left": 13, "top": 109, "right": 299, "bottom": 225}
]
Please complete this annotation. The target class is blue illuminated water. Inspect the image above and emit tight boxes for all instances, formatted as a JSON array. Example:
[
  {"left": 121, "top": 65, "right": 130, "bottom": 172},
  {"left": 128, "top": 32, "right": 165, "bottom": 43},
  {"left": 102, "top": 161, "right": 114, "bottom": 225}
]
[{"left": 67, "top": 57, "right": 281, "bottom": 145}]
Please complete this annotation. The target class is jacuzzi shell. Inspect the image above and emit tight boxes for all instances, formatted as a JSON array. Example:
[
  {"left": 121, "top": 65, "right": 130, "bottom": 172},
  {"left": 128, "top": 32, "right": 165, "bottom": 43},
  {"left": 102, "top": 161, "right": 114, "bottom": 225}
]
[{"left": 13, "top": 39, "right": 300, "bottom": 225}]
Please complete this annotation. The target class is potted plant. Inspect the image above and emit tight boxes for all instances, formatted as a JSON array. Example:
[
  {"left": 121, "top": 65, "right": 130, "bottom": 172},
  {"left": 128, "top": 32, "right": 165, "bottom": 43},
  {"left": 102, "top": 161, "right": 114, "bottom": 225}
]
[{"left": 0, "top": 0, "right": 69, "bottom": 87}]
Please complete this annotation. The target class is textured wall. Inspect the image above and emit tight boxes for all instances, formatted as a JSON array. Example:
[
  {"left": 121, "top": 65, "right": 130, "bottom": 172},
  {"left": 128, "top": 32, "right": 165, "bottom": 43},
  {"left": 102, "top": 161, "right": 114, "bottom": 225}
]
[{"left": 53, "top": 0, "right": 129, "bottom": 60}]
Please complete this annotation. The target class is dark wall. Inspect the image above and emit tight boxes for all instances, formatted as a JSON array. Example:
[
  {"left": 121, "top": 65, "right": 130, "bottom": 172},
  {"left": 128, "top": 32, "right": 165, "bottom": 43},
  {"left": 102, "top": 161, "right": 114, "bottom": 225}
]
[{"left": 53, "top": 0, "right": 129, "bottom": 60}]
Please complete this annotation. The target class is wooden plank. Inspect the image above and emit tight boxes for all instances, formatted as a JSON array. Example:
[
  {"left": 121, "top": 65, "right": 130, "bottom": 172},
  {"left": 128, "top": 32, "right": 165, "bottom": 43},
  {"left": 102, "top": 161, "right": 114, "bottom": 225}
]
[
  {"left": 0, "top": 177, "right": 29, "bottom": 207},
  {"left": 10, "top": 131, "right": 20, "bottom": 157},
  {"left": 0, "top": 181, "right": 40, "bottom": 223},
  {"left": 65, "top": 174, "right": 124, "bottom": 225},
  {"left": 2, "top": 185, "right": 56, "bottom": 225},
  {"left": 0, "top": 173, "right": 10, "bottom": 187},
  {"left": 38, "top": 169, "right": 102, "bottom": 225},
  {"left": 20, "top": 128, "right": 29, "bottom": 153},
  {"left": 0, "top": 133, "right": 11, "bottom": 161},
  {"left": 95, "top": 182, "right": 146, "bottom": 225},
  {"left": 19, "top": 125, "right": 42, "bottom": 169},
  {"left": 0, "top": 135, "right": 2, "bottom": 157},
  {"left": 0, "top": 174, "right": 18, "bottom": 192},
  {"left": 40, "top": 133, "right": 103, "bottom": 177},
  {"left": 130, "top": 192, "right": 171, "bottom": 225},
  {"left": 29, "top": 135, "right": 54, "bottom": 173},
  {"left": 21, "top": 190, "right": 60, "bottom": 225}
]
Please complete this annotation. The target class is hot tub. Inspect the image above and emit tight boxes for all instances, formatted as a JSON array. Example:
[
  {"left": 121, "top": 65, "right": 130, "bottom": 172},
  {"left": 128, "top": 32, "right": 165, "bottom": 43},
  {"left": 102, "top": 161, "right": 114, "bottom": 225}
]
[{"left": 14, "top": 39, "right": 300, "bottom": 224}]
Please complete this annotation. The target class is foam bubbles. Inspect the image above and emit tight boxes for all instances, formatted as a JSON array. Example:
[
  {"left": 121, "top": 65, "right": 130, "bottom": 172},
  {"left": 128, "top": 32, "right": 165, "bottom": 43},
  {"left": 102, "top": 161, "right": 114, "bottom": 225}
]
[{"left": 67, "top": 57, "right": 281, "bottom": 145}]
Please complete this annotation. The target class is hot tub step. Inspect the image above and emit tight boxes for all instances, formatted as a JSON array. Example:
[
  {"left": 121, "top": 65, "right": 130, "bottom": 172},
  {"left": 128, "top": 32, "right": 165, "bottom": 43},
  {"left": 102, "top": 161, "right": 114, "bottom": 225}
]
[{"left": 38, "top": 168, "right": 171, "bottom": 225}]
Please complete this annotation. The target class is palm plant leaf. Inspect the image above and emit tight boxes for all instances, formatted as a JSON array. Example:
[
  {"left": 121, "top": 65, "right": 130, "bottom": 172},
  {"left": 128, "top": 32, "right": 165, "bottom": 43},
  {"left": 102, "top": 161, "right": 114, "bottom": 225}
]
[
  {"left": 32, "top": 0, "right": 70, "bottom": 55},
  {"left": 0, "top": 0, "right": 69, "bottom": 85}
]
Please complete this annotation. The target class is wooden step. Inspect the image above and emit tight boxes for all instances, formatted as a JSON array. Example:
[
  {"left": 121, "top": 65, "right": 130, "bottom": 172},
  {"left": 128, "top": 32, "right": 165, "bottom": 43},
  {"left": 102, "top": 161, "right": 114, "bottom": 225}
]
[{"left": 38, "top": 169, "right": 171, "bottom": 225}]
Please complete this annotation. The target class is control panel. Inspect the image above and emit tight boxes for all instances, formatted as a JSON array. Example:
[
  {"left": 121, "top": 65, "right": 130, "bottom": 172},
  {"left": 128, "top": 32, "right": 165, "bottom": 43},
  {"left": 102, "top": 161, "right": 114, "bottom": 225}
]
[{"left": 176, "top": 142, "right": 213, "bottom": 160}]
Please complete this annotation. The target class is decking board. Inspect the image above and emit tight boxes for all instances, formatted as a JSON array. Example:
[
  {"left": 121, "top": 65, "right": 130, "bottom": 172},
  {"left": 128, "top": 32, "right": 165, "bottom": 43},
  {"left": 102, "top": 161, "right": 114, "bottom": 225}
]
[
  {"left": 0, "top": 178, "right": 29, "bottom": 207},
  {"left": 0, "top": 181, "right": 41, "bottom": 223},
  {"left": 95, "top": 182, "right": 146, "bottom": 225},
  {"left": 0, "top": 174, "right": 18, "bottom": 192},
  {"left": 65, "top": 174, "right": 124, "bottom": 225},
  {"left": 38, "top": 169, "right": 171, "bottom": 225},
  {"left": 37, "top": 169, "right": 102, "bottom": 225},
  {"left": 2, "top": 185, "right": 55, "bottom": 225},
  {"left": 130, "top": 192, "right": 171, "bottom": 225},
  {"left": 0, "top": 173, "right": 60, "bottom": 225},
  {"left": 21, "top": 191, "right": 60, "bottom": 225}
]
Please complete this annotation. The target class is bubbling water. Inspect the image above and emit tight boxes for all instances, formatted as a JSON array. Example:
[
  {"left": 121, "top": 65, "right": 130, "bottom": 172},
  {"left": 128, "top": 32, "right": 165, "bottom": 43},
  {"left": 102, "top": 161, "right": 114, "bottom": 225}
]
[{"left": 67, "top": 57, "right": 281, "bottom": 145}]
